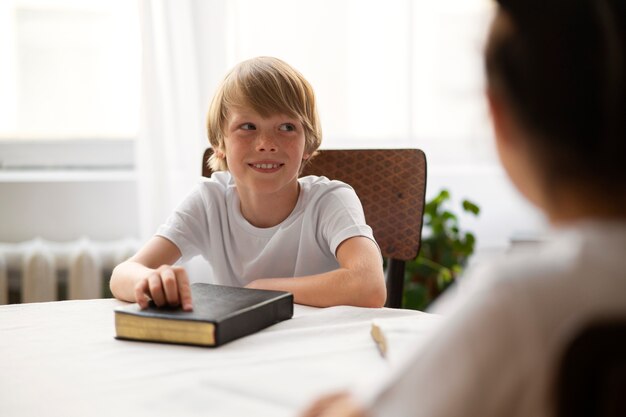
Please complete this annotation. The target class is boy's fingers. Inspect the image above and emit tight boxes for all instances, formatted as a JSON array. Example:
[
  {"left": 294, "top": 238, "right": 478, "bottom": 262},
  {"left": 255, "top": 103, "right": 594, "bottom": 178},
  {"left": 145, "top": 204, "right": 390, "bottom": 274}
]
[
  {"left": 160, "top": 267, "right": 180, "bottom": 306},
  {"left": 175, "top": 267, "right": 193, "bottom": 311},
  {"left": 134, "top": 280, "right": 151, "bottom": 309},
  {"left": 148, "top": 273, "right": 165, "bottom": 306}
]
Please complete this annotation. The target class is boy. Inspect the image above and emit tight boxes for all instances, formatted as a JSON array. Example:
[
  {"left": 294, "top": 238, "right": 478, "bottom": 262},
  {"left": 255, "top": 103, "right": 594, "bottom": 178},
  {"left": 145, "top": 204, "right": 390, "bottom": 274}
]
[{"left": 110, "top": 56, "right": 386, "bottom": 310}]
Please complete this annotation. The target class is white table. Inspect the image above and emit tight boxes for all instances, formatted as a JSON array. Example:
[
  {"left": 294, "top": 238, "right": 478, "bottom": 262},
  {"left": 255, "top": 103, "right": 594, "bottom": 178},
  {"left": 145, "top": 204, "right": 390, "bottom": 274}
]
[{"left": 0, "top": 299, "right": 438, "bottom": 417}]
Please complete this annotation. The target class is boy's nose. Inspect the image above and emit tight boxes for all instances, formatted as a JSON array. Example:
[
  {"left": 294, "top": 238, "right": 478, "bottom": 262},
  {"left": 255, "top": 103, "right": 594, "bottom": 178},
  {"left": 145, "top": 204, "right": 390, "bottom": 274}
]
[{"left": 256, "top": 132, "right": 277, "bottom": 152}]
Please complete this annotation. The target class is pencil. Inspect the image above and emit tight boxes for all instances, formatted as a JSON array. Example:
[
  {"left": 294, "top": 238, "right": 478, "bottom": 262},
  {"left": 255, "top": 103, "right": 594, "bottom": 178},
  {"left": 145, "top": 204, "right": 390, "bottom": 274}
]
[{"left": 370, "top": 321, "right": 387, "bottom": 359}]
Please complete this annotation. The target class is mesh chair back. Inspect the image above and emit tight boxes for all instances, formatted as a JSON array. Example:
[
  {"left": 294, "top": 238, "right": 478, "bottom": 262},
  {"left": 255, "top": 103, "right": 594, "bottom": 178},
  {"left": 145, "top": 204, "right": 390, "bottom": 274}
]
[{"left": 301, "top": 149, "right": 426, "bottom": 261}]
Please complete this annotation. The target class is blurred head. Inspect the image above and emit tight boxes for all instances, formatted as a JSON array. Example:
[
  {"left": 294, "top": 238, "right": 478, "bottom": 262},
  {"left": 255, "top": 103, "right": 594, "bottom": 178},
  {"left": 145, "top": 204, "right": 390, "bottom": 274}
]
[
  {"left": 485, "top": 0, "right": 626, "bottom": 210},
  {"left": 206, "top": 56, "right": 322, "bottom": 172}
]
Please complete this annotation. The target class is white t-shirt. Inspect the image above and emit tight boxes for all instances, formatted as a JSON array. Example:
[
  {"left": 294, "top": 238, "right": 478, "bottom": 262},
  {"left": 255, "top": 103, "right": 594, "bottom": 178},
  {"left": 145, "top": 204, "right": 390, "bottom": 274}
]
[
  {"left": 354, "top": 220, "right": 626, "bottom": 417},
  {"left": 156, "top": 171, "right": 376, "bottom": 287}
]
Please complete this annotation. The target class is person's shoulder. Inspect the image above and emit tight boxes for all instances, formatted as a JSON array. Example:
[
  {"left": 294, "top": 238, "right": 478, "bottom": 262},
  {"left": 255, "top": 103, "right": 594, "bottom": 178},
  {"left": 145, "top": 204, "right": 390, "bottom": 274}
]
[
  {"left": 196, "top": 171, "right": 234, "bottom": 194},
  {"left": 177, "top": 171, "right": 233, "bottom": 212},
  {"left": 430, "top": 240, "right": 563, "bottom": 316},
  {"left": 299, "top": 174, "right": 342, "bottom": 187},
  {"left": 495, "top": 221, "right": 626, "bottom": 288},
  {"left": 299, "top": 175, "right": 356, "bottom": 196},
  {"left": 463, "top": 240, "right": 571, "bottom": 297},
  {"left": 299, "top": 175, "right": 362, "bottom": 210},
  {"left": 436, "top": 222, "right": 626, "bottom": 316}
]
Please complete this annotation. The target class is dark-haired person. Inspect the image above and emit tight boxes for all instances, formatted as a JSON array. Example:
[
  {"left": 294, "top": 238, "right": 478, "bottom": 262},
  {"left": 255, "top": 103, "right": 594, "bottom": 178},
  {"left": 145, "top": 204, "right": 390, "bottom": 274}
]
[{"left": 300, "top": 1, "right": 626, "bottom": 416}]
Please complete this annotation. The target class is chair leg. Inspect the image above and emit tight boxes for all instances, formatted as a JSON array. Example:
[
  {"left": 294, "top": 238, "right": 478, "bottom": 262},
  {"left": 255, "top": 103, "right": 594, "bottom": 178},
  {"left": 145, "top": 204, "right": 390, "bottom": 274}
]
[{"left": 385, "top": 259, "right": 405, "bottom": 308}]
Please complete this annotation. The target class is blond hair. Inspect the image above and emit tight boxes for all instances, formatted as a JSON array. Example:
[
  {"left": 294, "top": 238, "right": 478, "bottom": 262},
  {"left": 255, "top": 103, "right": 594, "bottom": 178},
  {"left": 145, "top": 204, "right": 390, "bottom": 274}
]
[{"left": 206, "top": 56, "right": 322, "bottom": 172}]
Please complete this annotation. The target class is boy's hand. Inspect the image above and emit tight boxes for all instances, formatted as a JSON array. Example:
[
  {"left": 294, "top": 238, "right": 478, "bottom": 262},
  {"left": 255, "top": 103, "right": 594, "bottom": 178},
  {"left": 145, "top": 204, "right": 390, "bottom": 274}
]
[
  {"left": 300, "top": 392, "right": 366, "bottom": 417},
  {"left": 134, "top": 265, "right": 193, "bottom": 311}
]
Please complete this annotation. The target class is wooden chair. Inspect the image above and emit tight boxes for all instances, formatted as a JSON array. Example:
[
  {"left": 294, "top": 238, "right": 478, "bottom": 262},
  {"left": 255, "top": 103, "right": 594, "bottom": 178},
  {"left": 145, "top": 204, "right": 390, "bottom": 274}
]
[
  {"left": 202, "top": 148, "right": 427, "bottom": 308},
  {"left": 555, "top": 320, "right": 626, "bottom": 417}
]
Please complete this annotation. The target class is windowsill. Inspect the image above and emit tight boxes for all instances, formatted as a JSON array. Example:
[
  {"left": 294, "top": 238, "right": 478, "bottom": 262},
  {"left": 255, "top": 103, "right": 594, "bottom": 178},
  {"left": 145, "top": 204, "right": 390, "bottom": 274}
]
[
  {"left": 0, "top": 169, "right": 136, "bottom": 183},
  {"left": 0, "top": 139, "right": 135, "bottom": 171}
]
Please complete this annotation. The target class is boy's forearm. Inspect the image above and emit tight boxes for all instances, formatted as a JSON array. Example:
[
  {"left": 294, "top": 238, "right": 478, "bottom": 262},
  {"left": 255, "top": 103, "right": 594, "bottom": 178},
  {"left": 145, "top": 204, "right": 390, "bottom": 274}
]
[
  {"left": 246, "top": 268, "right": 386, "bottom": 308},
  {"left": 247, "top": 236, "right": 387, "bottom": 308}
]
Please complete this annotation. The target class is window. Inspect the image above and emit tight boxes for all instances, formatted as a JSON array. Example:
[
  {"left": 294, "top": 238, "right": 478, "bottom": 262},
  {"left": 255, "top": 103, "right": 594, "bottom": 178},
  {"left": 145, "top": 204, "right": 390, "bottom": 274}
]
[
  {"left": 224, "top": 0, "right": 495, "bottom": 165},
  {"left": 0, "top": 0, "right": 139, "bottom": 169}
]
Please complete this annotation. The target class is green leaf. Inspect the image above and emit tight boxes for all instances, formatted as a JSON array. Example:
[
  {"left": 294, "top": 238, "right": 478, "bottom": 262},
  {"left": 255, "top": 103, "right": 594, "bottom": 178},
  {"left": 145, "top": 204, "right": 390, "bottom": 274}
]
[
  {"left": 462, "top": 200, "right": 481, "bottom": 215},
  {"left": 433, "top": 189, "right": 450, "bottom": 205},
  {"left": 436, "top": 268, "right": 453, "bottom": 289},
  {"left": 442, "top": 211, "right": 458, "bottom": 222}
]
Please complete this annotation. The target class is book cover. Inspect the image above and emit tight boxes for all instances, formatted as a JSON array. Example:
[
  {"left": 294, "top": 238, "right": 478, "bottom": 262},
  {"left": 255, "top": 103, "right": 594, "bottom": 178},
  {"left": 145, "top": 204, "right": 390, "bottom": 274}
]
[{"left": 114, "top": 283, "right": 293, "bottom": 347}]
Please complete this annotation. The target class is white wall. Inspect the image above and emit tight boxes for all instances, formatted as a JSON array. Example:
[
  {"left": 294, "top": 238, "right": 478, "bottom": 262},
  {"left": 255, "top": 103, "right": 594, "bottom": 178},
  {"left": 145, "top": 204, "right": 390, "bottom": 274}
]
[{"left": 0, "top": 172, "right": 139, "bottom": 243}]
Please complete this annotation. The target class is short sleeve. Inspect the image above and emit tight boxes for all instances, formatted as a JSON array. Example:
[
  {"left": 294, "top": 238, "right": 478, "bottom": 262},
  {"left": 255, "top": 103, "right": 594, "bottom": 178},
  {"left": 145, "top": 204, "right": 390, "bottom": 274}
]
[
  {"left": 156, "top": 184, "right": 212, "bottom": 262},
  {"left": 315, "top": 183, "right": 379, "bottom": 256}
]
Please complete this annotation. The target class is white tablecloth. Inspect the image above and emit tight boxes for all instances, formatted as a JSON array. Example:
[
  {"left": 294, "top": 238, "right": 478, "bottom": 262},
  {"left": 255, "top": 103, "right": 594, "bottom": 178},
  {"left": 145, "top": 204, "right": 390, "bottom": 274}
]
[{"left": 0, "top": 299, "right": 438, "bottom": 417}]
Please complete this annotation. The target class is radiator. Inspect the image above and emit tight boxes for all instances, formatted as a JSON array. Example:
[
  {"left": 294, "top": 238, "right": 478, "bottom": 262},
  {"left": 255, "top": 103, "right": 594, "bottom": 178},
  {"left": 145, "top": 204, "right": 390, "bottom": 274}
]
[{"left": 0, "top": 238, "right": 139, "bottom": 304}]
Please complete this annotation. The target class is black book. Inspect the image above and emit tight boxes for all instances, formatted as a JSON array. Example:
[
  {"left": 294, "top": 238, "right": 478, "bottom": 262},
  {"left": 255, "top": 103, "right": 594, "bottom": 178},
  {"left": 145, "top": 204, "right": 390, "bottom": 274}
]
[{"left": 114, "top": 283, "right": 293, "bottom": 347}]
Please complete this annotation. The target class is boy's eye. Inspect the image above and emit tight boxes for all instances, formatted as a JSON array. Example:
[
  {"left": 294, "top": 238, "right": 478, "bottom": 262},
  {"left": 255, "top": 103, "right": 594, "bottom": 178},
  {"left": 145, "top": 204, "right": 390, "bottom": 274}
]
[
  {"left": 279, "top": 123, "right": 296, "bottom": 132},
  {"left": 240, "top": 123, "right": 256, "bottom": 130}
]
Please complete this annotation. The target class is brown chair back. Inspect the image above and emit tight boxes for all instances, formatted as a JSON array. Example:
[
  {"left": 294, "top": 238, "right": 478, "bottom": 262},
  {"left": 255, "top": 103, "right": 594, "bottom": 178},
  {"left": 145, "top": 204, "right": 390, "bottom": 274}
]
[{"left": 202, "top": 148, "right": 427, "bottom": 308}]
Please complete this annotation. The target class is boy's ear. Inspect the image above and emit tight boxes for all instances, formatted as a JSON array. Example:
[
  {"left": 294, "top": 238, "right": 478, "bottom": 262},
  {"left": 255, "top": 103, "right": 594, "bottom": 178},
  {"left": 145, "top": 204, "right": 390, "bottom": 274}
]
[{"left": 301, "top": 147, "right": 312, "bottom": 161}]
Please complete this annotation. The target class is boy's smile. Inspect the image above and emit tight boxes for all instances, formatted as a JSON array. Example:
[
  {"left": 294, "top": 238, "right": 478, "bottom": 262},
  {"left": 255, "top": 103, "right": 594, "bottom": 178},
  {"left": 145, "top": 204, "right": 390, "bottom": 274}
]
[{"left": 248, "top": 160, "right": 284, "bottom": 172}]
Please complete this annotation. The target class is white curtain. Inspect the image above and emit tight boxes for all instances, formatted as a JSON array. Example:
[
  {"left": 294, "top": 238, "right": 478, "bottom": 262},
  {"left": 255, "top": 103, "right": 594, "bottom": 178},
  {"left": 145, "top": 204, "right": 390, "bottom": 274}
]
[
  {"left": 137, "top": 0, "right": 228, "bottom": 239},
  {"left": 136, "top": 0, "right": 545, "bottom": 250}
]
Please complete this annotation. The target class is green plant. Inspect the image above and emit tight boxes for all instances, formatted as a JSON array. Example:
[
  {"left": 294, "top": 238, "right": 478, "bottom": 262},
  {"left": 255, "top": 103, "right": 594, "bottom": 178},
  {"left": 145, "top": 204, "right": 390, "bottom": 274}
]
[{"left": 403, "top": 189, "right": 480, "bottom": 310}]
